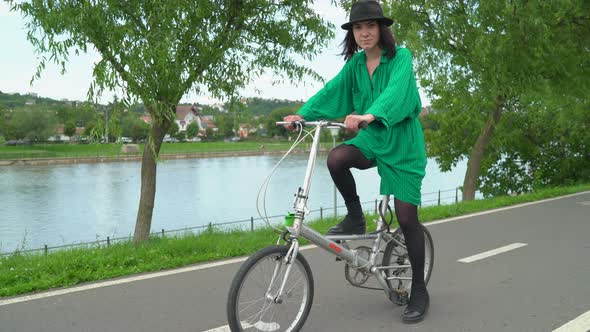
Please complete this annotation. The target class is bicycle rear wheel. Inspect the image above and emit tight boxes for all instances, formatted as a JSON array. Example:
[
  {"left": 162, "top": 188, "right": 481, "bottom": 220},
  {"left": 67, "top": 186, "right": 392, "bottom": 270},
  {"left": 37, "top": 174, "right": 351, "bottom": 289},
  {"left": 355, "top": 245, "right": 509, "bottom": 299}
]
[
  {"left": 227, "top": 245, "right": 314, "bottom": 332},
  {"left": 382, "top": 224, "right": 434, "bottom": 295}
]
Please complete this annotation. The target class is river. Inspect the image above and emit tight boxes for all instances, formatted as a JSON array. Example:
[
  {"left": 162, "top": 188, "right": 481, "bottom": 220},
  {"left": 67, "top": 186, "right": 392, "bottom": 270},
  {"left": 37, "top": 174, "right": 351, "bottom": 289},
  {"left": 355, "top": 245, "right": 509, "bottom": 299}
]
[{"left": 0, "top": 154, "right": 467, "bottom": 253}]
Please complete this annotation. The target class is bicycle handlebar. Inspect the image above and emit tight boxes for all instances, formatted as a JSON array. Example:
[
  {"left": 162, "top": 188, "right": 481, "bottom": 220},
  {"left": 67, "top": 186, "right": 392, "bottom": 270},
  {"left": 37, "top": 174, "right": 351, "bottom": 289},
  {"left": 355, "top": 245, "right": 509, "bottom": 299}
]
[{"left": 275, "top": 120, "right": 368, "bottom": 130}]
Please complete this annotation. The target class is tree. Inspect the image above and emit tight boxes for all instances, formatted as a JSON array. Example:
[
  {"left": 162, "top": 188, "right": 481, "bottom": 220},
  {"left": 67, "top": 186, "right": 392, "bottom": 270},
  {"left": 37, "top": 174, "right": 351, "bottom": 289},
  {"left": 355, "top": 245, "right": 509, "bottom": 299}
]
[
  {"left": 11, "top": 1, "right": 334, "bottom": 242},
  {"left": 265, "top": 107, "right": 297, "bottom": 139},
  {"left": 216, "top": 113, "right": 235, "bottom": 138},
  {"left": 167, "top": 122, "right": 179, "bottom": 138},
  {"left": 186, "top": 121, "right": 199, "bottom": 140},
  {"left": 121, "top": 113, "right": 150, "bottom": 142},
  {"left": 9, "top": 109, "right": 57, "bottom": 142},
  {"left": 64, "top": 120, "right": 76, "bottom": 138},
  {"left": 385, "top": 0, "right": 590, "bottom": 199}
]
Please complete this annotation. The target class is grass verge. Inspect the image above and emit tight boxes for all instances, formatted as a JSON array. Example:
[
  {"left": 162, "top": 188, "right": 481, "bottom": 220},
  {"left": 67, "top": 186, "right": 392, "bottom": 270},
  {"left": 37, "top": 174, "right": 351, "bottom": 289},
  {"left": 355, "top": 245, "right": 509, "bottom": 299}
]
[{"left": 1, "top": 183, "right": 589, "bottom": 298}]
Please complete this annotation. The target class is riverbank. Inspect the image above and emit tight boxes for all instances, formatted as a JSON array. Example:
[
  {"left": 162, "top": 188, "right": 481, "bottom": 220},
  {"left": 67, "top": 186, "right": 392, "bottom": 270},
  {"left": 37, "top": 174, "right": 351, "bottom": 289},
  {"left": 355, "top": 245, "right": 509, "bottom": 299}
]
[
  {"left": 1, "top": 183, "right": 589, "bottom": 298},
  {"left": 0, "top": 149, "right": 328, "bottom": 166},
  {"left": 0, "top": 141, "right": 332, "bottom": 165}
]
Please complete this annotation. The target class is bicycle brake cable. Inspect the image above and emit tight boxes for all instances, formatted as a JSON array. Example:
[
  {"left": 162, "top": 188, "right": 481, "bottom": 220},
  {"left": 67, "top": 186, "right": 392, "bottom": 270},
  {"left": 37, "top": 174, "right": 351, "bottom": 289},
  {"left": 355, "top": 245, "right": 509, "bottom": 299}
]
[{"left": 256, "top": 123, "right": 316, "bottom": 233}]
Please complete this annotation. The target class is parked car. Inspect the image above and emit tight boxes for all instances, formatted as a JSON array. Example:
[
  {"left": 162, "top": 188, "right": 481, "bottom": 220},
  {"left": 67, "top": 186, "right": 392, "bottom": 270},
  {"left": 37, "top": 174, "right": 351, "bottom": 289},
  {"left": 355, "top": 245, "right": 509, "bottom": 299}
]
[{"left": 4, "top": 139, "right": 32, "bottom": 146}]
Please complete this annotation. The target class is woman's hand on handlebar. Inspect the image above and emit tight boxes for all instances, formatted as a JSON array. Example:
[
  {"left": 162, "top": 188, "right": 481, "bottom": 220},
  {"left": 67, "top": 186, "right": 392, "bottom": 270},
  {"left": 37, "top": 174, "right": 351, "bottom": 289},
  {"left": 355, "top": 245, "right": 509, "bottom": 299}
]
[
  {"left": 282, "top": 114, "right": 304, "bottom": 131},
  {"left": 344, "top": 114, "right": 374, "bottom": 133}
]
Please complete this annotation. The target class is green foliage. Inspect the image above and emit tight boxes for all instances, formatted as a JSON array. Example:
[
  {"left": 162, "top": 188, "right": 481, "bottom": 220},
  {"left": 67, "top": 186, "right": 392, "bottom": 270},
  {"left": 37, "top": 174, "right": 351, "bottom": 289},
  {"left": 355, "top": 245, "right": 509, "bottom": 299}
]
[
  {"left": 244, "top": 98, "right": 304, "bottom": 117},
  {"left": 479, "top": 95, "right": 590, "bottom": 196},
  {"left": 167, "top": 122, "right": 179, "bottom": 137},
  {"left": 215, "top": 113, "right": 236, "bottom": 138},
  {"left": 185, "top": 121, "right": 199, "bottom": 139},
  {"left": 6, "top": 109, "right": 57, "bottom": 142},
  {"left": 121, "top": 114, "right": 149, "bottom": 142},
  {"left": 83, "top": 121, "right": 96, "bottom": 137},
  {"left": 265, "top": 107, "right": 297, "bottom": 138},
  {"left": 12, "top": 0, "right": 335, "bottom": 122},
  {"left": 64, "top": 121, "right": 76, "bottom": 138},
  {"left": 0, "top": 91, "right": 65, "bottom": 109},
  {"left": 383, "top": 0, "right": 590, "bottom": 192},
  {"left": 174, "top": 130, "right": 186, "bottom": 142}
]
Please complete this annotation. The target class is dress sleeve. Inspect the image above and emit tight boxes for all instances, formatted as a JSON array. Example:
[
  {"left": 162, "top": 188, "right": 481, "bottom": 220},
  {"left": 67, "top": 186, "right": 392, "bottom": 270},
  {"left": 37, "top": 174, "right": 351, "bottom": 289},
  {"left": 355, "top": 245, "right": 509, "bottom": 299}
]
[
  {"left": 296, "top": 59, "right": 355, "bottom": 120},
  {"left": 365, "top": 48, "right": 420, "bottom": 128}
]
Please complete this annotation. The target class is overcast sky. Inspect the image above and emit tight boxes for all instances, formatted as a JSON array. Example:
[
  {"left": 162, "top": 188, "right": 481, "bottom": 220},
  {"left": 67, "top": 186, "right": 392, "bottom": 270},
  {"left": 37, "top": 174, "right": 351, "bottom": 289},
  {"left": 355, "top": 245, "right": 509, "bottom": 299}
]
[{"left": 0, "top": 1, "right": 428, "bottom": 106}]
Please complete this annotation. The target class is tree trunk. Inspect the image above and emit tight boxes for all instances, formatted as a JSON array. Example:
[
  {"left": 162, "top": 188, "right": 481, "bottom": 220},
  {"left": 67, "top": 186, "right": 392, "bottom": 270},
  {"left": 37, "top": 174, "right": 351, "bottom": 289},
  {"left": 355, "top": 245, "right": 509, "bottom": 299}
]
[
  {"left": 462, "top": 96, "right": 505, "bottom": 200},
  {"left": 133, "top": 115, "right": 171, "bottom": 244}
]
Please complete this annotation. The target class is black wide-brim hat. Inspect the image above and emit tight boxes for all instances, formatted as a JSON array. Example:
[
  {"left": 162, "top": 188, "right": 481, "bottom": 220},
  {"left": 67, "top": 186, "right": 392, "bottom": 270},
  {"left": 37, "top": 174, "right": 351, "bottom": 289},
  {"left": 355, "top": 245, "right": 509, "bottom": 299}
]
[{"left": 341, "top": 1, "right": 393, "bottom": 30}]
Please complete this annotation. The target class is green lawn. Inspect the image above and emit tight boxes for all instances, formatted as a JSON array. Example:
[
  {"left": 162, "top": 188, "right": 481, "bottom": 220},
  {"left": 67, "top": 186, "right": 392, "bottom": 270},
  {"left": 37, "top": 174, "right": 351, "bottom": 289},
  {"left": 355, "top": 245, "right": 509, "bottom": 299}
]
[
  {"left": 1, "top": 183, "right": 588, "bottom": 298},
  {"left": 0, "top": 141, "right": 331, "bottom": 160}
]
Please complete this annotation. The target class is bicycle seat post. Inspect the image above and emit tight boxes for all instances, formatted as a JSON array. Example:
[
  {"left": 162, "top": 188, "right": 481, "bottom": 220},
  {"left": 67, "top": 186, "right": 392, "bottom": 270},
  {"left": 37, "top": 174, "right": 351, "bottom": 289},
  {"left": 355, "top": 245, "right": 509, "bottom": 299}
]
[{"left": 380, "top": 195, "right": 391, "bottom": 224}]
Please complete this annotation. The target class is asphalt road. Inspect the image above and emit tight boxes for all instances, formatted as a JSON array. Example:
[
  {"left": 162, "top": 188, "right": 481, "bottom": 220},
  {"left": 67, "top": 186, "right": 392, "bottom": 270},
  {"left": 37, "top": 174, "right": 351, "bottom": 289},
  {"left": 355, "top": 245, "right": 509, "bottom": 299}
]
[{"left": 1, "top": 192, "right": 589, "bottom": 332}]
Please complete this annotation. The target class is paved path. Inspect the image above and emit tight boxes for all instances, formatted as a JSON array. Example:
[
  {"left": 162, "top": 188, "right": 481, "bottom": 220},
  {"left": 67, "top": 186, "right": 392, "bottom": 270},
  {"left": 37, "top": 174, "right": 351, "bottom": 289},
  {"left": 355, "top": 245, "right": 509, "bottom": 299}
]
[{"left": 2, "top": 192, "right": 589, "bottom": 332}]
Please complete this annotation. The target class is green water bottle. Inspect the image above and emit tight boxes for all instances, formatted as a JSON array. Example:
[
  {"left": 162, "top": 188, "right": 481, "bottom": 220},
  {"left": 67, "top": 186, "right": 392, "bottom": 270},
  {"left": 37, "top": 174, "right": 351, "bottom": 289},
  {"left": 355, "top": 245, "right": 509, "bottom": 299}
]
[{"left": 285, "top": 212, "right": 295, "bottom": 227}]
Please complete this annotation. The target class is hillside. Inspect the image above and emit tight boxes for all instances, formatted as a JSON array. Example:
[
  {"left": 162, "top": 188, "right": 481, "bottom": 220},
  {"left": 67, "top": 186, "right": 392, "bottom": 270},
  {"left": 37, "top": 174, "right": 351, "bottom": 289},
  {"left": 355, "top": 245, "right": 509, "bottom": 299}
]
[
  {"left": 0, "top": 91, "right": 303, "bottom": 117},
  {"left": 0, "top": 91, "right": 75, "bottom": 109}
]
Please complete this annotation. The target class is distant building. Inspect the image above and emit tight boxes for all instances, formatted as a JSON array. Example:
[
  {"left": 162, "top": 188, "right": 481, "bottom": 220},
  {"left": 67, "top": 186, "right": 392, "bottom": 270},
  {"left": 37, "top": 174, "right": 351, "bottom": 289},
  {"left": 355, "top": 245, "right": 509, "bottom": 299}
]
[
  {"left": 49, "top": 125, "right": 85, "bottom": 141},
  {"left": 238, "top": 123, "right": 255, "bottom": 138},
  {"left": 175, "top": 104, "right": 201, "bottom": 132},
  {"left": 140, "top": 114, "right": 151, "bottom": 124},
  {"left": 419, "top": 105, "right": 432, "bottom": 117},
  {"left": 211, "top": 103, "right": 228, "bottom": 113}
]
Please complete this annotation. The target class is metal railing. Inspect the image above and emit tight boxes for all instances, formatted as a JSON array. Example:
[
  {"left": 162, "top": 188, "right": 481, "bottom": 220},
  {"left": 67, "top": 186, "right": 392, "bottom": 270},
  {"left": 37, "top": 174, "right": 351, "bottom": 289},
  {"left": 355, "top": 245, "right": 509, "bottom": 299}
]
[{"left": 0, "top": 186, "right": 476, "bottom": 257}]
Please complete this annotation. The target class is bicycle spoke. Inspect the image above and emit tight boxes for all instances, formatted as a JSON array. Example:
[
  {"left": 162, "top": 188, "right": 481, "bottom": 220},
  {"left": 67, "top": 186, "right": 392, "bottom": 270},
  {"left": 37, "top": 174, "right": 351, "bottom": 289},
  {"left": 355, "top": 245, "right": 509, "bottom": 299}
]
[{"left": 239, "top": 297, "right": 267, "bottom": 313}]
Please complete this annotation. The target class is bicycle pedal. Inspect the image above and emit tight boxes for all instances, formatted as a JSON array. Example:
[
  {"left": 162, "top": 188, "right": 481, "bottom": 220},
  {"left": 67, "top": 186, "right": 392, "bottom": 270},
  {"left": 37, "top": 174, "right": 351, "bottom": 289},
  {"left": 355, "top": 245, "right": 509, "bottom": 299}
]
[{"left": 389, "top": 289, "right": 409, "bottom": 306}]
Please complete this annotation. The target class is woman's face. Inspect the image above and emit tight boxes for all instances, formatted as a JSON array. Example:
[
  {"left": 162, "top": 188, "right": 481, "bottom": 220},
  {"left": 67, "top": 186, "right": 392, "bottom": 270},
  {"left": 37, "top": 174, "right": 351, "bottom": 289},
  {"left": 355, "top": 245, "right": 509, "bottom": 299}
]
[{"left": 352, "top": 20, "right": 380, "bottom": 51}]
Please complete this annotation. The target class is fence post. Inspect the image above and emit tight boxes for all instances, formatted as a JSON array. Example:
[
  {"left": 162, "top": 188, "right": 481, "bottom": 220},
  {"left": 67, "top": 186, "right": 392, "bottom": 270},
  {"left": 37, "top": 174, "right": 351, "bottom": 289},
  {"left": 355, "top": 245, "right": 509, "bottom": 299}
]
[
  {"left": 162, "top": 229, "right": 165, "bottom": 237},
  {"left": 374, "top": 199, "right": 378, "bottom": 215},
  {"left": 455, "top": 188, "right": 459, "bottom": 204},
  {"left": 438, "top": 190, "right": 441, "bottom": 206},
  {"left": 44, "top": 244, "right": 48, "bottom": 255},
  {"left": 251, "top": 217, "right": 254, "bottom": 232},
  {"left": 320, "top": 207, "right": 323, "bottom": 221},
  {"left": 107, "top": 236, "right": 110, "bottom": 247}
]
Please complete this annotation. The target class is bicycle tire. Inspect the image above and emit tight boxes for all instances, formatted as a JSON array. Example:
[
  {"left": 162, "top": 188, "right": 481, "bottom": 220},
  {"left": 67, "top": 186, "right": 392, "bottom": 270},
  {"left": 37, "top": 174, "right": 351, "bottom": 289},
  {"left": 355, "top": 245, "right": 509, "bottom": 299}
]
[
  {"left": 381, "top": 224, "right": 434, "bottom": 292},
  {"left": 227, "top": 245, "right": 314, "bottom": 332}
]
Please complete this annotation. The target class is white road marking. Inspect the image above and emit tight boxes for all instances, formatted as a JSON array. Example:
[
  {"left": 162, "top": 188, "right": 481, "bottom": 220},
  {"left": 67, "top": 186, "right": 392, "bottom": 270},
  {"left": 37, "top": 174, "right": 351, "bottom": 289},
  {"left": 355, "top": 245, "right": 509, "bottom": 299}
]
[
  {"left": 1, "top": 191, "right": 588, "bottom": 307},
  {"left": 203, "top": 325, "right": 231, "bottom": 332},
  {"left": 203, "top": 322, "right": 254, "bottom": 332},
  {"left": 458, "top": 243, "right": 528, "bottom": 263},
  {"left": 553, "top": 310, "right": 590, "bottom": 332},
  {"left": 576, "top": 201, "right": 590, "bottom": 206}
]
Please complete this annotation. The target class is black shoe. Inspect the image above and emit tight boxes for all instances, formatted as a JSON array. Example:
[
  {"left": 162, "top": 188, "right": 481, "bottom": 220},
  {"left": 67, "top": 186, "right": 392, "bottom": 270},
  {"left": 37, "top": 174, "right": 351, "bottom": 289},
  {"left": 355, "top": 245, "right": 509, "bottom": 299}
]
[
  {"left": 402, "top": 284, "right": 429, "bottom": 324},
  {"left": 327, "top": 214, "right": 366, "bottom": 235}
]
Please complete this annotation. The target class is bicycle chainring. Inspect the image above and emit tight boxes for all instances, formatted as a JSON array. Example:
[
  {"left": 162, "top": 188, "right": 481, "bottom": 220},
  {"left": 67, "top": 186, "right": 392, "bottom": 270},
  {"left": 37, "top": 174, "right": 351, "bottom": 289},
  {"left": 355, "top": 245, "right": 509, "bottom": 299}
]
[{"left": 344, "top": 246, "right": 372, "bottom": 287}]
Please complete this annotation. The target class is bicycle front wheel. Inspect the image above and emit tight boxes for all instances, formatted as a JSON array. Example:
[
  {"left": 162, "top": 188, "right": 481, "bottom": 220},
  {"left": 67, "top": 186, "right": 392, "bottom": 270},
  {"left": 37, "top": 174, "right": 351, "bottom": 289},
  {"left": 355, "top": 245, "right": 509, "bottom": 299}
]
[{"left": 227, "top": 245, "right": 314, "bottom": 332}]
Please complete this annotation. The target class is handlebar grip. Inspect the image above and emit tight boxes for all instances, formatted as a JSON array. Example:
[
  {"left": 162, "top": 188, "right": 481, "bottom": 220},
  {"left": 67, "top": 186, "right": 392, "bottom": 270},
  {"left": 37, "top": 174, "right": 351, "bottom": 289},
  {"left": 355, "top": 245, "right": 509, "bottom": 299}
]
[{"left": 358, "top": 121, "right": 369, "bottom": 130}]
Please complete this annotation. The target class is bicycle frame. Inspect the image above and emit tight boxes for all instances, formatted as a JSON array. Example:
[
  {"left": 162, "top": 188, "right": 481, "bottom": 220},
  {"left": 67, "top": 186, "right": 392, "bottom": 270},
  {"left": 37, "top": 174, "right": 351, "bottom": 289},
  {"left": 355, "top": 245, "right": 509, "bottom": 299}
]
[{"left": 274, "top": 121, "right": 409, "bottom": 302}]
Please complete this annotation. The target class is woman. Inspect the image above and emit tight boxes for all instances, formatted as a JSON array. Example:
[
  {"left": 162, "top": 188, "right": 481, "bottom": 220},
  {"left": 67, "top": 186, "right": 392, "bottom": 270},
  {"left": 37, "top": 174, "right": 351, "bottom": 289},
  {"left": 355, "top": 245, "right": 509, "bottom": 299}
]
[{"left": 283, "top": 0, "right": 429, "bottom": 324}]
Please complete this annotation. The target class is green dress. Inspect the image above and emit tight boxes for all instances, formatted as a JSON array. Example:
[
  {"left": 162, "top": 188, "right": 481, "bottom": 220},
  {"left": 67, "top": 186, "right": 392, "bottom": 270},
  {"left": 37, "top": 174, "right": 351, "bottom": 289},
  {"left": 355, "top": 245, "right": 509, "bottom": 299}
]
[{"left": 296, "top": 47, "right": 427, "bottom": 205}]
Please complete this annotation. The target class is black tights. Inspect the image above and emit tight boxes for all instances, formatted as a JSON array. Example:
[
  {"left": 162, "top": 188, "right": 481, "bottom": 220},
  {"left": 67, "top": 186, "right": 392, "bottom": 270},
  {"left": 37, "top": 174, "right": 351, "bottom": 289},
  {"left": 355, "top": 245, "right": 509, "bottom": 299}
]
[{"left": 327, "top": 144, "right": 425, "bottom": 285}]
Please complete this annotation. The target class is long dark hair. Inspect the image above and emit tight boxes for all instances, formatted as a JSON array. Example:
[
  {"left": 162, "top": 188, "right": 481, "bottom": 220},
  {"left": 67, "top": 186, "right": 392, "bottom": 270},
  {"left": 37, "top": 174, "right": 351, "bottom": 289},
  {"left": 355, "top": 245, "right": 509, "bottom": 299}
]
[{"left": 340, "top": 21, "right": 397, "bottom": 61}]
